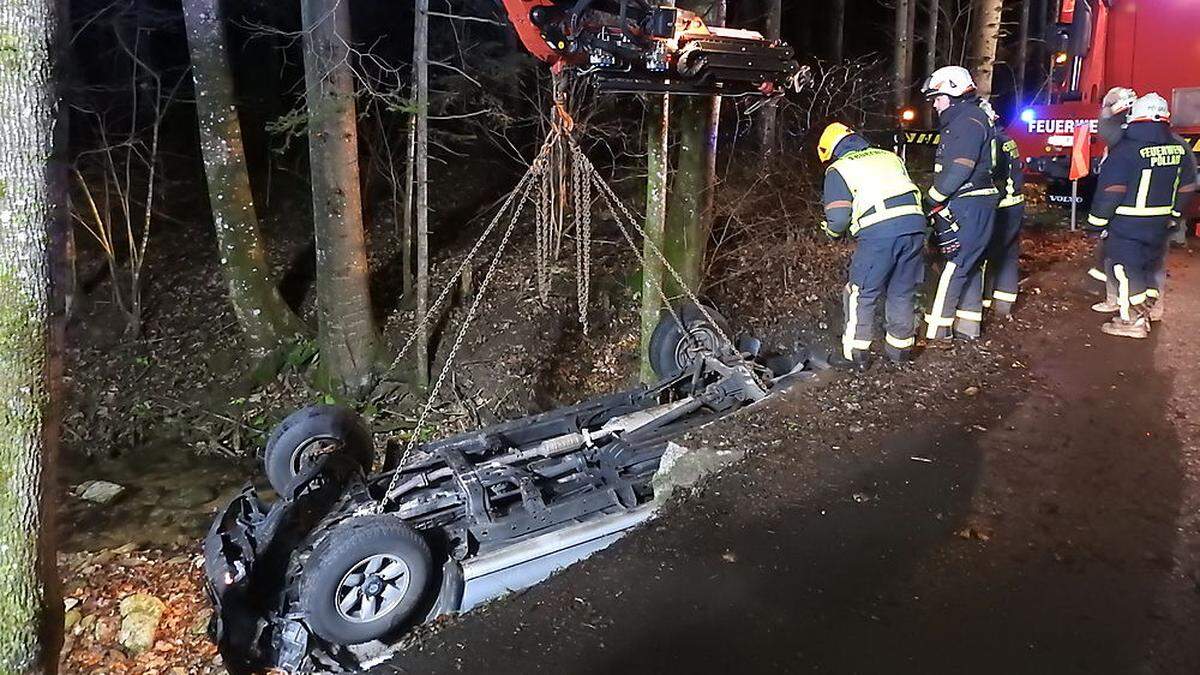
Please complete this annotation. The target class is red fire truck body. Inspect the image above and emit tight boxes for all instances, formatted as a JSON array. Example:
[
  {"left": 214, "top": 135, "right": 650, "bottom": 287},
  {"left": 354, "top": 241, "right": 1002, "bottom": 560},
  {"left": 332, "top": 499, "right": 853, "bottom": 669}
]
[{"left": 1007, "top": 0, "right": 1200, "bottom": 219}]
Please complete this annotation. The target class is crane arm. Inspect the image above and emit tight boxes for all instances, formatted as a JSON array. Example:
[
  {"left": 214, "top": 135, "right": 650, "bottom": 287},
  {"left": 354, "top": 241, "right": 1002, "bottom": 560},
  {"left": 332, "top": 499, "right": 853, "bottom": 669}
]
[{"left": 495, "top": 0, "right": 802, "bottom": 96}]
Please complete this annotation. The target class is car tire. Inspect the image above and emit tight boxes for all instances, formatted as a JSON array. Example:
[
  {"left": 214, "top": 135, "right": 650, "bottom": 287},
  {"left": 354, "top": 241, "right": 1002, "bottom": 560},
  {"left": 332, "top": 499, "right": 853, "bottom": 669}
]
[
  {"left": 264, "top": 405, "right": 374, "bottom": 495},
  {"left": 648, "top": 303, "right": 731, "bottom": 379},
  {"left": 299, "top": 516, "right": 433, "bottom": 646}
]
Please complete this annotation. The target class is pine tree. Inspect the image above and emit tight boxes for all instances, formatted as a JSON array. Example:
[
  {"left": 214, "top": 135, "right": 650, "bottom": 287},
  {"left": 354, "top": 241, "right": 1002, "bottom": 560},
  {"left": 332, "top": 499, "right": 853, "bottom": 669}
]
[
  {"left": 971, "top": 0, "right": 1004, "bottom": 97},
  {"left": 182, "top": 0, "right": 304, "bottom": 356},
  {"left": 0, "top": 2, "right": 64, "bottom": 670},
  {"left": 301, "top": 0, "right": 381, "bottom": 395},
  {"left": 663, "top": 0, "right": 725, "bottom": 297}
]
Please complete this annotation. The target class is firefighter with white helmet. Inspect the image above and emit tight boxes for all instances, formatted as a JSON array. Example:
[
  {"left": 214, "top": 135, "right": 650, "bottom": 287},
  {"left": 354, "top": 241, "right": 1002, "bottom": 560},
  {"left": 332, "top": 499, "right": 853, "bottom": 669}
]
[
  {"left": 1098, "top": 86, "right": 1138, "bottom": 148},
  {"left": 1085, "top": 93, "right": 1197, "bottom": 338},
  {"left": 919, "top": 65, "right": 1001, "bottom": 340},
  {"left": 1089, "top": 87, "right": 1138, "bottom": 314},
  {"left": 978, "top": 98, "right": 1025, "bottom": 317},
  {"left": 818, "top": 122, "right": 928, "bottom": 368},
  {"left": 1090, "top": 88, "right": 1198, "bottom": 320}
]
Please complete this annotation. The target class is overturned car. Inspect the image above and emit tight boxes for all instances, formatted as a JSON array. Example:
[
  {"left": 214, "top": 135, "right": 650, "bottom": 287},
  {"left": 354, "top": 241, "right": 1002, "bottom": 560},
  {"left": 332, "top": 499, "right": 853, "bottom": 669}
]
[{"left": 203, "top": 307, "right": 808, "bottom": 672}]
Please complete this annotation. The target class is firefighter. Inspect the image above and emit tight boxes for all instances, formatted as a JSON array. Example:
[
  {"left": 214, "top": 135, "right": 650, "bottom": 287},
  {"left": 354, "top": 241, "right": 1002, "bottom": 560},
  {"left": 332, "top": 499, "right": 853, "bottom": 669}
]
[
  {"left": 1089, "top": 86, "right": 1138, "bottom": 314},
  {"left": 1098, "top": 86, "right": 1138, "bottom": 149},
  {"left": 1152, "top": 125, "right": 1200, "bottom": 321},
  {"left": 818, "top": 122, "right": 927, "bottom": 368},
  {"left": 1085, "top": 93, "right": 1197, "bottom": 338},
  {"left": 978, "top": 99, "right": 1024, "bottom": 317},
  {"left": 920, "top": 66, "right": 1000, "bottom": 340}
]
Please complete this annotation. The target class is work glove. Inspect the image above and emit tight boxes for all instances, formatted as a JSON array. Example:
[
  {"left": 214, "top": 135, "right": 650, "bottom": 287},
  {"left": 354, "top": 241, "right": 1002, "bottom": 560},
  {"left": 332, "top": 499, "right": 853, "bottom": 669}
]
[
  {"left": 820, "top": 220, "right": 844, "bottom": 240},
  {"left": 930, "top": 211, "right": 960, "bottom": 256}
]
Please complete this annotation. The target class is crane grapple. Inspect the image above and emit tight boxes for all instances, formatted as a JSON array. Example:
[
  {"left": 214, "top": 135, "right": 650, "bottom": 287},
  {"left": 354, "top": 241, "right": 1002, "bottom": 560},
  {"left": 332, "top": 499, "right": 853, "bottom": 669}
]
[{"left": 498, "top": 0, "right": 801, "bottom": 96}]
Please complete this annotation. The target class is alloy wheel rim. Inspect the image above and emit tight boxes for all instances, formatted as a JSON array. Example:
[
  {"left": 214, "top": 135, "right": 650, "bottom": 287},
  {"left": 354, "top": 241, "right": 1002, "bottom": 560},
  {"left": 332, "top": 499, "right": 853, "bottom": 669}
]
[{"left": 334, "top": 553, "right": 412, "bottom": 623}]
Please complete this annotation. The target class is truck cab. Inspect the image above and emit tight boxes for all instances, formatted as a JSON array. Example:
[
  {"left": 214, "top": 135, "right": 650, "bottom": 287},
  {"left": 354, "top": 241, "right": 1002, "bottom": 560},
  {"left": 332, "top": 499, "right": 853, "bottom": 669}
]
[{"left": 1007, "top": 0, "right": 1200, "bottom": 221}]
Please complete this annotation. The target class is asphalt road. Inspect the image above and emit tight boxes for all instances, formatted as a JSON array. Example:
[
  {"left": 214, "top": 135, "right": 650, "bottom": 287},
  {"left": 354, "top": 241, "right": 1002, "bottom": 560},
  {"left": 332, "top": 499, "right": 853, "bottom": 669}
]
[{"left": 380, "top": 247, "right": 1200, "bottom": 675}]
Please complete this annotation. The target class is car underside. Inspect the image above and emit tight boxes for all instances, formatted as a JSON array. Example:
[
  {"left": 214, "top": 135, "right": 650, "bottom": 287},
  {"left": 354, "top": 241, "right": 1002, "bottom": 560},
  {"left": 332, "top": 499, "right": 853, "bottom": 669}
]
[{"left": 203, "top": 308, "right": 809, "bottom": 673}]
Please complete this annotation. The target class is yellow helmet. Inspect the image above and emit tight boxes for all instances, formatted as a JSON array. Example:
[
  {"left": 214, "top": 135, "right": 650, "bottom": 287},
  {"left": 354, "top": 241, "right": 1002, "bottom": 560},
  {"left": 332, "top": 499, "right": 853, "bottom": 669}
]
[{"left": 817, "top": 122, "right": 854, "bottom": 163}]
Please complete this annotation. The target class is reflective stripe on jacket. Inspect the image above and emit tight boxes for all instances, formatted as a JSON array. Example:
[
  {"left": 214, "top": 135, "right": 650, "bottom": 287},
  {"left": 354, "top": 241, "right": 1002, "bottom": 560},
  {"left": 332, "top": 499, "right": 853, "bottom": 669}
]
[
  {"left": 994, "top": 132, "right": 1025, "bottom": 208},
  {"left": 828, "top": 148, "right": 923, "bottom": 235},
  {"left": 1088, "top": 121, "right": 1196, "bottom": 240}
]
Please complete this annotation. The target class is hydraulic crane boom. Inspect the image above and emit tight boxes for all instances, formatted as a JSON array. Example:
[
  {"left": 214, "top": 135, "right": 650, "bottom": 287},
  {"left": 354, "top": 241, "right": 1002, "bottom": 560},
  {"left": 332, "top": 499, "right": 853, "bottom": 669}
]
[{"left": 496, "top": 0, "right": 801, "bottom": 96}]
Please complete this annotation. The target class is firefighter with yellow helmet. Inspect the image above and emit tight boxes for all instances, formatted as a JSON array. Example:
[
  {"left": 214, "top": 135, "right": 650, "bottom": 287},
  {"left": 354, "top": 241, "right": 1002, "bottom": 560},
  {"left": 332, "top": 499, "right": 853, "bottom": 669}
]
[{"left": 818, "top": 122, "right": 927, "bottom": 368}]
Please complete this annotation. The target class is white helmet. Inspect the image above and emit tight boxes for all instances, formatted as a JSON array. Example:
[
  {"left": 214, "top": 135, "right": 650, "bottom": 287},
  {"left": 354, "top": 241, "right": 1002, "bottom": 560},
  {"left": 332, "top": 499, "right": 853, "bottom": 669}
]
[
  {"left": 921, "top": 66, "right": 976, "bottom": 99},
  {"left": 1103, "top": 87, "right": 1138, "bottom": 114},
  {"left": 1129, "top": 93, "right": 1170, "bottom": 123},
  {"left": 978, "top": 98, "right": 999, "bottom": 123}
]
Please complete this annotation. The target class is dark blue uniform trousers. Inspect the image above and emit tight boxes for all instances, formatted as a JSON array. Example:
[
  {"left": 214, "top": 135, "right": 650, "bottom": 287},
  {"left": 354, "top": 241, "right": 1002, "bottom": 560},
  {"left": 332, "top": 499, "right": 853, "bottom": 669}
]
[
  {"left": 1106, "top": 217, "right": 1169, "bottom": 320},
  {"left": 925, "top": 195, "right": 998, "bottom": 339},
  {"left": 983, "top": 203, "right": 1023, "bottom": 315},
  {"left": 842, "top": 232, "right": 926, "bottom": 361}
]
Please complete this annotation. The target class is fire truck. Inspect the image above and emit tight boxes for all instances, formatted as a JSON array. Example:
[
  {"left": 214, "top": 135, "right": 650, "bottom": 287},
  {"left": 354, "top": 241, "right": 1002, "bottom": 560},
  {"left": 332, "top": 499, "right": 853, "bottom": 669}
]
[{"left": 1006, "top": 0, "right": 1200, "bottom": 221}]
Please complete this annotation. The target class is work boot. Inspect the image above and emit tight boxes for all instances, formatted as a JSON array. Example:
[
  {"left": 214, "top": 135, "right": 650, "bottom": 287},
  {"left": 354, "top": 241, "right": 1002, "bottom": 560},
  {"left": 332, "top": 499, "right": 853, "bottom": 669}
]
[
  {"left": 991, "top": 300, "right": 1014, "bottom": 318},
  {"left": 828, "top": 351, "right": 871, "bottom": 372},
  {"left": 1149, "top": 298, "right": 1165, "bottom": 322},
  {"left": 1091, "top": 300, "right": 1120, "bottom": 313},
  {"left": 1100, "top": 317, "right": 1150, "bottom": 339}
]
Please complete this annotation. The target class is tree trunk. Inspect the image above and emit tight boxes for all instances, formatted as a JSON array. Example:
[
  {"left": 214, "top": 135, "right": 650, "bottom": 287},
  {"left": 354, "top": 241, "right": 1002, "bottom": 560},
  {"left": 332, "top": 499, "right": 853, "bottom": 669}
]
[
  {"left": 831, "top": 0, "right": 846, "bottom": 63},
  {"left": 51, "top": 0, "right": 73, "bottom": 323},
  {"left": 1015, "top": 0, "right": 1031, "bottom": 105},
  {"left": 640, "top": 94, "right": 670, "bottom": 383},
  {"left": 906, "top": 0, "right": 918, "bottom": 77},
  {"left": 0, "top": 2, "right": 63, "bottom": 671},
  {"left": 893, "top": 0, "right": 914, "bottom": 111},
  {"left": 922, "top": 0, "right": 940, "bottom": 127},
  {"left": 662, "top": 100, "right": 716, "bottom": 297},
  {"left": 756, "top": 0, "right": 782, "bottom": 153},
  {"left": 413, "top": 0, "right": 431, "bottom": 387},
  {"left": 924, "top": 0, "right": 940, "bottom": 76},
  {"left": 401, "top": 113, "right": 416, "bottom": 302},
  {"left": 301, "top": 0, "right": 380, "bottom": 395},
  {"left": 970, "top": 0, "right": 1004, "bottom": 98},
  {"left": 183, "top": 0, "right": 304, "bottom": 356},
  {"left": 664, "top": 0, "right": 723, "bottom": 297}
]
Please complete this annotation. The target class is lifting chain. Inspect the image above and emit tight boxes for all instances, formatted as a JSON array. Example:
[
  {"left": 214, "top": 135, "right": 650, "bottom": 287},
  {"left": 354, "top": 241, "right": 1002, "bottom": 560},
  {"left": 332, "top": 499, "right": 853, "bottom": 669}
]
[
  {"left": 381, "top": 133, "right": 558, "bottom": 375},
  {"left": 536, "top": 160, "right": 551, "bottom": 302},
  {"left": 379, "top": 158, "right": 544, "bottom": 505},
  {"left": 377, "top": 85, "right": 733, "bottom": 497},
  {"left": 567, "top": 134, "right": 735, "bottom": 350},
  {"left": 571, "top": 139, "right": 592, "bottom": 333}
]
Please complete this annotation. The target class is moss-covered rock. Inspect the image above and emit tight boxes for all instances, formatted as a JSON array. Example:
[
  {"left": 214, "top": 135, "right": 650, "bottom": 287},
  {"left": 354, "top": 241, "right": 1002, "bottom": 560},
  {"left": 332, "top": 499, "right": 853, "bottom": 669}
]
[{"left": 117, "top": 593, "right": 166, "bottom": 654}]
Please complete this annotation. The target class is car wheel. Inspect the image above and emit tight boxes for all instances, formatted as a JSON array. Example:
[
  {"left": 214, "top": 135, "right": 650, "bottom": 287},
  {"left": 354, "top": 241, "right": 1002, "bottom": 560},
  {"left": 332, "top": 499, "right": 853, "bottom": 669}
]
[
  {"left": 264, "top": 405, "right": 374, "bottom": 495},
  {"left": 648, "top": 303, "right": 731, "bottom": 379},
  {"left": 299, "top": 516, "right": 433, "bottom": 646}
]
